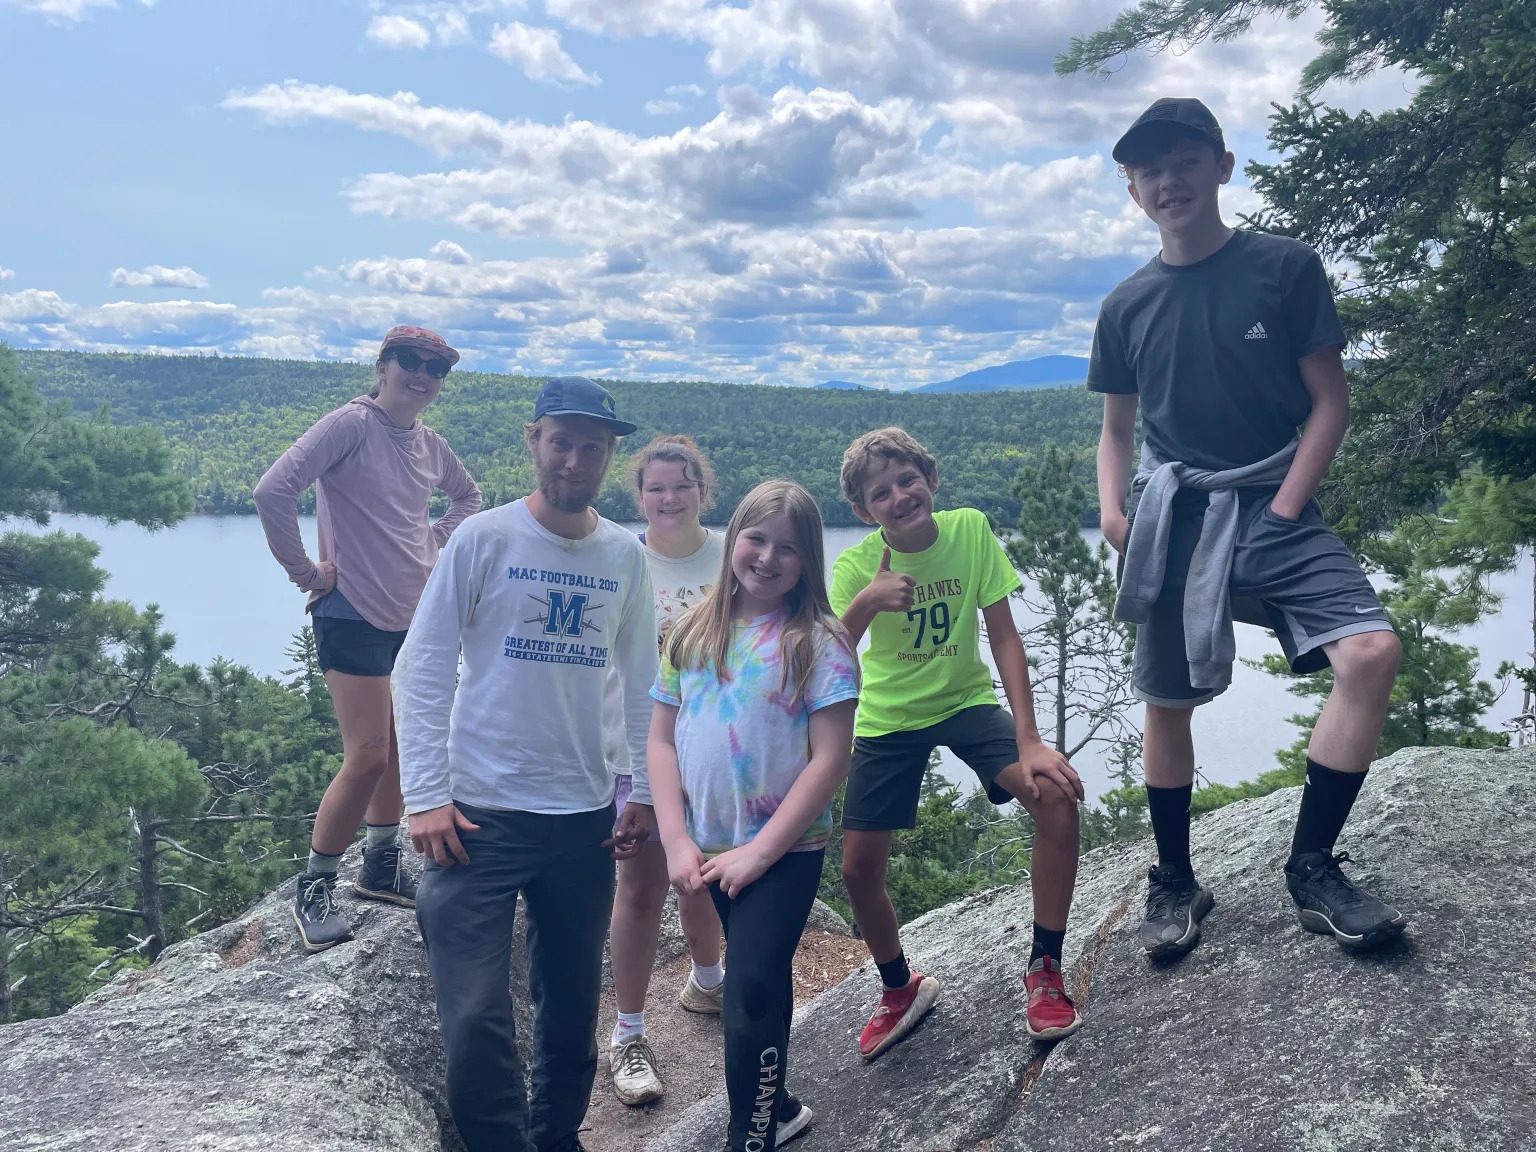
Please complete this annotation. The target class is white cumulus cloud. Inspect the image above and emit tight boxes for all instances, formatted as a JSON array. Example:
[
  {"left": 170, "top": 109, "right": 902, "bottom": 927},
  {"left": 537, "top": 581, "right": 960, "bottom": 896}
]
[
  {"left": 644, "top": 100, "right": 684, "bottom": 116},
  {"left": 0, "top": 267, "right": 14, "bottom": 281},
  {"left": 429, "top": 240, "right": 474, "bottom": 264},
  {"left": 488, "top": 22, "right": 598, "bottom": 85},
  {"left": 109, "top": 265, "right": 211, "bottom": 289},
  {"left": 366, "top": 15, "right": 432, "bottom": 49},
  {"left": 4, "top": 0, "right": 138, "bottom": 24}
]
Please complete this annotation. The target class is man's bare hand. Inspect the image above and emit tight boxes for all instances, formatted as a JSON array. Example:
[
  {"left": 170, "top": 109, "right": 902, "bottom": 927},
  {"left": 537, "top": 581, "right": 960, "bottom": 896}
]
[{"left": 409, "top": 803, "right": 480, "bottom": 866}]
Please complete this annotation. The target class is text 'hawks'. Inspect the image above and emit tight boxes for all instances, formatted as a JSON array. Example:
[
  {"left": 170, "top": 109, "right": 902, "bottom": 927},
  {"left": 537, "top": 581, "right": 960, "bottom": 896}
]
[{"left": 913, "top": 577, "right": 963, "bottom": 605}]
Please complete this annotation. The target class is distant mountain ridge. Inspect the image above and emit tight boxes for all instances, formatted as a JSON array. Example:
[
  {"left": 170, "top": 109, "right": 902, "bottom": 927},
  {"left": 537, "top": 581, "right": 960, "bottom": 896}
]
[{"left": 816, "top": 355, "right": 1089, "bottom": 393}]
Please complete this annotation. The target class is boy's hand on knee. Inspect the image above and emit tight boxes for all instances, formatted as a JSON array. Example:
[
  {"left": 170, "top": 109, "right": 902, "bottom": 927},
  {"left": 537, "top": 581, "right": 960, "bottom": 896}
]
[
  {"left": 1018, "top": 739, "right": 1084, "bottom": 804},
  {"left": 409, "top": 804, "right": 480, "bottom": 866}
]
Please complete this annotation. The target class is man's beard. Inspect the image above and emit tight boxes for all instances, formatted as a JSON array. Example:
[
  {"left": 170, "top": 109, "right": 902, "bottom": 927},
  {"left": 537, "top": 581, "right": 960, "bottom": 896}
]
[{"left": 536, "top": 467, "right": 603, "bottom": 514}]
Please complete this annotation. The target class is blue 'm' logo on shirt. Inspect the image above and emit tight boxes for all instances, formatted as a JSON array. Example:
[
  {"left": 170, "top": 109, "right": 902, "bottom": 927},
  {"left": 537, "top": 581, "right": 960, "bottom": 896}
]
[{"left": 544, "top": 590, "right": 589, "bottom": 637}]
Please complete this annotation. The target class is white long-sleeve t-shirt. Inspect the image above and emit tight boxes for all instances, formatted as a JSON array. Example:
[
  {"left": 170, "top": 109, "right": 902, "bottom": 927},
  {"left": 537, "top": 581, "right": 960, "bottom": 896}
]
[{"left": 394, "top": 499, "right": 658, "bottom": 816}]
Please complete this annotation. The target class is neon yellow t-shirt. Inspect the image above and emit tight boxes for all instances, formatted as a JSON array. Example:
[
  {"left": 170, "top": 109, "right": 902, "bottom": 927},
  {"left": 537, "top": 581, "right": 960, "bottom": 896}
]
[{"left": 830, "top": 507, "right": 1021, "bottom": 738}]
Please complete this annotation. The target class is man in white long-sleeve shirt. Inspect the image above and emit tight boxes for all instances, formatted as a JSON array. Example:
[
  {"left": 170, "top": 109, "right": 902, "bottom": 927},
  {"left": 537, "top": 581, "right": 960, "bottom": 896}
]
[{"left": 394, "top": 377, "right": 657, "bottom": 1152}]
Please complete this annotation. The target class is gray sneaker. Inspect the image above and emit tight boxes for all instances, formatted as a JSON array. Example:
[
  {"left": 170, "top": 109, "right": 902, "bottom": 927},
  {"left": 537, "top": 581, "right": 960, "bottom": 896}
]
[
  {"left": 294, "top": 872, "right": 353, "bottom": 952},
  {"left": 678, "top": 969, "right": 725, "bottom": 1014},
  {"left": 610, "top": 1036, "right": 665, "bottom": 1106},
  {"left": 1139, "top": 864, "right": 1214, "bottom": 960},
  {"left": 355, "top": 843, "right": 417, "bottom": 907}
]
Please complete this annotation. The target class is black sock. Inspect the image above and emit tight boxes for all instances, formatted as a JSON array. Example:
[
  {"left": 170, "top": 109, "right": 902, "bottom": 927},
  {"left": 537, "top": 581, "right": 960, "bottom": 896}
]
[
  {"left": 1029, "top": 923, "right": 1065, "bottom": 966},
  {"left": 1146, "top": 784, "right": 1193, "bottom": 875},
  {"left": 1290, "top": 759, "right": 1367, "bottom": 862},
  {"left": 876, "top": 952, "right": 911, "bottom": 990}
]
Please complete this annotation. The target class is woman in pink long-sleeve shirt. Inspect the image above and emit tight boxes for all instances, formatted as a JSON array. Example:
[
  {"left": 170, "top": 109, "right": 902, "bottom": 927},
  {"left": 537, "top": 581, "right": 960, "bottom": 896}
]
[{"left": 253, "top": 325, "right": 481, "bottom": 952}]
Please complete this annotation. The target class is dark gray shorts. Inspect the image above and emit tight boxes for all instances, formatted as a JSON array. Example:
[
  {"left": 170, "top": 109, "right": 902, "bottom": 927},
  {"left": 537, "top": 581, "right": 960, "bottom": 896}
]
[
  {"left": 1130, "top": 489, "right": 1396, "bottom": 709},
  {"left": 843, "top": 704, "right": 1016, "bottom": 830}
]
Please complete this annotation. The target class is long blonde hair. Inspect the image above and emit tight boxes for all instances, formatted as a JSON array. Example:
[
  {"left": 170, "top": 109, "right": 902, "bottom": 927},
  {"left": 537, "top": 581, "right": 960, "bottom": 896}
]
[{"left": 665, "top": 479, "right": 855, "bottom": 702}]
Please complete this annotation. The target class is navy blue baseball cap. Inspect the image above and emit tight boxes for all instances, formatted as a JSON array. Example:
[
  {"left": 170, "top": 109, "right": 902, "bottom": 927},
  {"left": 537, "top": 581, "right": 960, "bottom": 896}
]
[
  {"left": 532, "top": 376, "right": 637, "bottom": 435},
  {"left": 1113, "top": 98, "right": 1225, "bottom": 165}
]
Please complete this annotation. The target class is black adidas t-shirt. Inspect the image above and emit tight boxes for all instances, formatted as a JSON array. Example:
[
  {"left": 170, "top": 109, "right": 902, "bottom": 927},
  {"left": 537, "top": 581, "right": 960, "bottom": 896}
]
[{"left": 1087, "top": 230, "right": 1345, "bottom": 471}]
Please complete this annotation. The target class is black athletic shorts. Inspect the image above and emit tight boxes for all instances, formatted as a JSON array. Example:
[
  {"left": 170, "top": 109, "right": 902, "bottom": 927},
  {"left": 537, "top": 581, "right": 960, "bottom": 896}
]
[
  {"left": 312, "top": 615, "right": 408, "bottom": 677},
  {"left": 1127, "top": 487, "right": 1396, "bottom": 708},
  {"left": 842, "top": 704, "right": 1017, "bottom": 830}
]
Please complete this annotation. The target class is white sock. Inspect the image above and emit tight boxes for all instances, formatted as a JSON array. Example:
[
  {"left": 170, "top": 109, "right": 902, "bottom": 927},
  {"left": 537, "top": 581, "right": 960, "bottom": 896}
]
[
  {"left": 612, "top": 1010, "right": 645, "bottom": 1046},
  {"left": 692, "top": 960, "right": 724, "bottom": 990},
  {"left": 364, "top": 823, "right": 400, "bottom": 850}
]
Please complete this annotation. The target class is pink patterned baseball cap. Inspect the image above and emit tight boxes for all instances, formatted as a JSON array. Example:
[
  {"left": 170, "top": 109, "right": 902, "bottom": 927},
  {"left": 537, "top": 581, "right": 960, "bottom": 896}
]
[{"left": 379, "top": 325, "right": 460, "bottom": 366}]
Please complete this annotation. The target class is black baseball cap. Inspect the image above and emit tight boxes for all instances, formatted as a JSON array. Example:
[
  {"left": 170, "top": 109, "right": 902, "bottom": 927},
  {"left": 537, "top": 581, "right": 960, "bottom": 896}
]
[
  {"left": 533, "top": 376, "right": 637, "bottom": 435},
  {"left": 1113, "top": 98, "right": 1225, "bottom": 165}
]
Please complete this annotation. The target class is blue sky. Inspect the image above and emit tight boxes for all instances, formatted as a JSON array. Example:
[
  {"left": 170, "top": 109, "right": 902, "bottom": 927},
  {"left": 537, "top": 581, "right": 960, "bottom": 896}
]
[{"left": 0, "top": 0, "right": 1415, "bottom": 385}]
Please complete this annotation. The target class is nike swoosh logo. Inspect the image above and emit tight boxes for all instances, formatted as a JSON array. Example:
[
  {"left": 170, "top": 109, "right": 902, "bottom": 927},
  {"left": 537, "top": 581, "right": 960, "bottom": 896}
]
[{"left": 1354, "top": 605, "right": 1381, "bottom": 614}]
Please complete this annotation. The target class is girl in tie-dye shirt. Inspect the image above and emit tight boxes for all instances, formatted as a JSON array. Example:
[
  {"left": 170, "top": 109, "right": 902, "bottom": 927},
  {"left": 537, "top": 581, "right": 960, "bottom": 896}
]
[{"left": 649, "top": 479, "right": 859, "bottom": 1152}]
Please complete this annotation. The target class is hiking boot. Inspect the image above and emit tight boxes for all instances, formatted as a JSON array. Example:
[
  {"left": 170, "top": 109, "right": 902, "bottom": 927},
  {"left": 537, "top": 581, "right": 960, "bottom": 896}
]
[
  {"left": 293, "top": 872, "right": 353, "bottom": 952},
  {"left": 610, "top": 1036, "right": 665, "bottom": 1106},
  {"left": 355, "top": 842, "right": 418, "bottom": 907},
  {"left": 857, "top": 972, "right": 940, "bottom": 1061},
  {"left": 777, "top": 1094, "right": 813, "bottom": 1146},
  {"left": 1285, "top": 851, "right": 1407, "bottom": 950},
  {"left": 678, "top": 969, "right": 725, "bottom": 1014},
  {"left": 1139, "top": 864, "right": 1215, "bottom": 960},
  {"left": 1024, "top": 955, "right": 1083, "bottom": 1041}
]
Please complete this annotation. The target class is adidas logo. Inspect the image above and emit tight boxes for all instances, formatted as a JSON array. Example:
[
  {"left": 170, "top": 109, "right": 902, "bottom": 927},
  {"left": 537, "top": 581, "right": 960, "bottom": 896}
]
[{"left": 1244, "top": 322, "right": 1268, "bottom": 340}]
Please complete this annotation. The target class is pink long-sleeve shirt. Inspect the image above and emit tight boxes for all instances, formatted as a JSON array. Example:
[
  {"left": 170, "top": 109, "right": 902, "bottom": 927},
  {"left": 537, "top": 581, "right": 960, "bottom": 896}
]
[{"left": 253, "top": 396, "right": 482, "bottom": 633}]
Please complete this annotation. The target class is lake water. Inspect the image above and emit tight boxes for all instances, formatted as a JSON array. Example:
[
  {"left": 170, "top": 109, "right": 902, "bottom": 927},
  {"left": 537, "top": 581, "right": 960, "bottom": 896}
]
[{"left": 15, "top": 514, "right": 1532, "bottom": 805}]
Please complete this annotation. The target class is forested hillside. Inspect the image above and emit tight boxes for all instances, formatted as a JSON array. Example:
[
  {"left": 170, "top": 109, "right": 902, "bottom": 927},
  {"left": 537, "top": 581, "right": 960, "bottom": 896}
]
[{"left": 16, "top": 350, "right": 1102, "bottom": 527}]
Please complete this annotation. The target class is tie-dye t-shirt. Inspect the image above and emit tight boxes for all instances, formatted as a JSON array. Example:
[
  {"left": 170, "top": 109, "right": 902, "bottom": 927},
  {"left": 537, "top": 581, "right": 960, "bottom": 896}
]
[{"left": 652, "top": 613, "right": 860, "bottom": 855}]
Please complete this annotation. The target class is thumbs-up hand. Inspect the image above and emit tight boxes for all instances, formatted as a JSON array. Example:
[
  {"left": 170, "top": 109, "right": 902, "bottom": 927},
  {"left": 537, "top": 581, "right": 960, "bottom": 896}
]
[{"left": 865, "top": 546, "right": 916, "bottom": 613}]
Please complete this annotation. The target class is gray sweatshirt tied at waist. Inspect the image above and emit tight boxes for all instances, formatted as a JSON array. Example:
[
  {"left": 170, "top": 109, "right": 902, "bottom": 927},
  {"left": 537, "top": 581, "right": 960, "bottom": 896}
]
[{"left": 1114, "top": 439, "right": 1299, "bottom": 698}]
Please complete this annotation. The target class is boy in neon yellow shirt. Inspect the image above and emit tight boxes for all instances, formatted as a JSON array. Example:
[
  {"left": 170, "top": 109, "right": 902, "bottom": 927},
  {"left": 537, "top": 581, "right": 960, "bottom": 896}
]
[{"left": 830, "top": 427, "right": 1086, "bottom": 1059}]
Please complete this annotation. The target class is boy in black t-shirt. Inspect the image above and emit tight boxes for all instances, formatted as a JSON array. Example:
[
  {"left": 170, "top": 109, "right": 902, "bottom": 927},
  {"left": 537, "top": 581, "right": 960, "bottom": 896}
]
[{"left": 1090, "top": 98, "right": 1408, "bottom": 957}]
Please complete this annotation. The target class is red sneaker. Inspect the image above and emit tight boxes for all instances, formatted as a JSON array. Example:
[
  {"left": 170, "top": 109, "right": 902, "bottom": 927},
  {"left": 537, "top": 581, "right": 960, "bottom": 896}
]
[
  {"left": 1024, "top": 956, "right": 1083, "bottom": 1040},
  {"left": 857, "top": 972, "right": 941, "bottom": 1060}
]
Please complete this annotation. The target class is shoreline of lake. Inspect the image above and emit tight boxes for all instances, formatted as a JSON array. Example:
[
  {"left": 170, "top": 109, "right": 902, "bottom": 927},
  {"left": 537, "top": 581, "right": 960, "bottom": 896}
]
[{"left": 10, "top": 512, "right": 1529, "bottom": 803}]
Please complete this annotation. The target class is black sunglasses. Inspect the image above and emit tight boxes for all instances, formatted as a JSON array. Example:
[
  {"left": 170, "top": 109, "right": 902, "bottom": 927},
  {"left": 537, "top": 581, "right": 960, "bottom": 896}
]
[{"left": 389, "top": 347, "right": 452, "bottom": 379}]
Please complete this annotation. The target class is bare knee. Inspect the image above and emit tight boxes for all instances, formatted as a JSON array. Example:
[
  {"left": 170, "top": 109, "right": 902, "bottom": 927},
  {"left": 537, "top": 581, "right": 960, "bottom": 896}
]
[
  {"left": 1028, "top": 784, "right": 1080, "bottom": 838},
  {"left": 616, "top": 848, "right": 669, "bottom": 913},
  {"left": 841, "top": 842, "right": 888, "bottom": 898},
  {"left": 1330, "top": 631, "right": 1402, "bottom": 687},
  {"left": 1145, "top": 703, "right": 1194, "bottom": 737},
  {"left": 339, "top": 742, "right": 392, "bottom": 782}
]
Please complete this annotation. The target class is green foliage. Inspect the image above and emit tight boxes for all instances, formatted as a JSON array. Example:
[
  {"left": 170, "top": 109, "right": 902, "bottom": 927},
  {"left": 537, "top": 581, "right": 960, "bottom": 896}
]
[
  {"left": 14, "top": 349, "right": 1102, "bottom": 528},
  {"left": 1007, "top": 447, "right": 1138, "bottom": 759},
  {"left": 1, "top": 345, "right": 190, "bottom": 528}
]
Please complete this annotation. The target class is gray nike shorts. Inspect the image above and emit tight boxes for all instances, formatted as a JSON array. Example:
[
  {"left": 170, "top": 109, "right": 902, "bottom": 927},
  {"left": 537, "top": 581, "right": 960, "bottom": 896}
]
[{"left": 1127, "top": 488, "right": 1396, "bottom": 709}]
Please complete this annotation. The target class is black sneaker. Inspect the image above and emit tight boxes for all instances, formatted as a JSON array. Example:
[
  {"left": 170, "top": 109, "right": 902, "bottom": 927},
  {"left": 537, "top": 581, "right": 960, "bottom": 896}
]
[
  {"left": 1139, "top": 864, "right": 1215, "bottom": 960},
  {"left": 293, "top": 871, "right": 353, "bottom": 952},
  {"left": 355, "top": 842, "right": 418, "bottom": 907},
  {"left": 1285, "top": 851, "right": 1406, "bottom": 950},
  {"left": 777, "top": 1094, "right": 813, "bottom": 1146}
]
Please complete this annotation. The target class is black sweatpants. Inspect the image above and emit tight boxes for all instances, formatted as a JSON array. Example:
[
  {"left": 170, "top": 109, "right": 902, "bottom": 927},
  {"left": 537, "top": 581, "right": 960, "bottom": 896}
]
[
  {"left": 415, "top": 802, "right": 615, "bottom": 1152},
  {"left": 708, "top": 849, "right": 824, "bottom": 1152}
]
